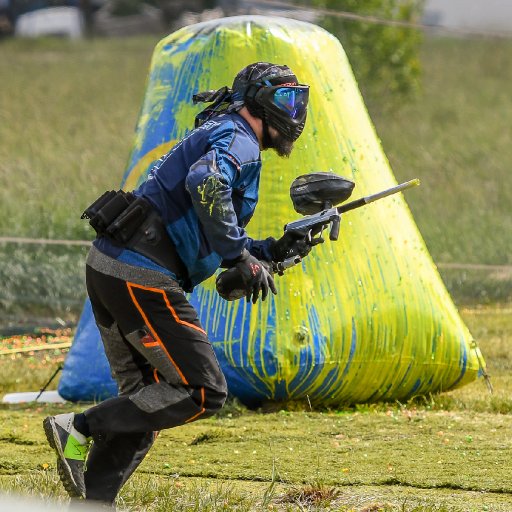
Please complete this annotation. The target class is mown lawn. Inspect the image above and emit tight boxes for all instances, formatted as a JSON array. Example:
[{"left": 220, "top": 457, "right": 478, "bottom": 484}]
[
  {"left": 0, "top": 304, "right": 510, "bottom": 511},
  {"left": 0, "top": 23, "right": 511, "bottom": 512}
]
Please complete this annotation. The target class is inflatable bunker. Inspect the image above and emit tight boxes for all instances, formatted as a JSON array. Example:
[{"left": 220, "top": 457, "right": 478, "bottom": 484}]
[{"left": 59, "top": 16, "right": 484, "bottom": 407}]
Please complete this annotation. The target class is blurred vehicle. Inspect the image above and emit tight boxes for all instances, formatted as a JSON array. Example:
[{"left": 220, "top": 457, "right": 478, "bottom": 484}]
[{"left": 14, "top": 5, "right": 84, "bottom": 37}]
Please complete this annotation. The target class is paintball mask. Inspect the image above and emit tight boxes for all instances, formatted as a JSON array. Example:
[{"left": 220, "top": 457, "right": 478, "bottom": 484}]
[
  {"left": 233, "top": 62, "right": 309, "bottom": 141},
  {"left": 193, "top": 62, "right": 309, "bottom": 142}
]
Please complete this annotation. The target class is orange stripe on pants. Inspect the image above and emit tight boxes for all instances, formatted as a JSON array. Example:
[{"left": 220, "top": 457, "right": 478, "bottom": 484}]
[
  {"left": 127, "top": 282, "right": 206, "bottom": 334},
  {"left": 185, "top": 387, "right": 206, "bottom": 423},
  {"left": 126, "top": 281, "right": 190, "bottom": 386}
]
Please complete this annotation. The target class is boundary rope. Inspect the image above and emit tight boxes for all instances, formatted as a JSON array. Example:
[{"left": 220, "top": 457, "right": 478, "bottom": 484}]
[
  {"left": 0, "top": 236, "right": 91, "bottom": 247},
  {"left": 252, "top": 0, "right": 512, "bottom": 39},
  {"left": 1, "top": 236, "right": 511, "bottom": 272}
]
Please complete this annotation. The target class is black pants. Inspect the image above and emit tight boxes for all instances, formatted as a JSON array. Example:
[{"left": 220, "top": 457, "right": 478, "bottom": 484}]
[{"left": 82, "top": 251, "right": 227, "bottom": 503}]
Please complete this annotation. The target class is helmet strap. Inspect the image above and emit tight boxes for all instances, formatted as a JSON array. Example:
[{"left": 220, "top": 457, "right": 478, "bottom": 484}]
[{"left": 193, "top": 86, "right": 241, "bottom": 128}]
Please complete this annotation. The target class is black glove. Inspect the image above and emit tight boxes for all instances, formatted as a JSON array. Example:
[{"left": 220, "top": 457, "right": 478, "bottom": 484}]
[
  {"left": 216, "top": 250, "right": 277, "bottom": 304},
  {"left": 269, "top": 231, "right": 323, "bottom": 263}
]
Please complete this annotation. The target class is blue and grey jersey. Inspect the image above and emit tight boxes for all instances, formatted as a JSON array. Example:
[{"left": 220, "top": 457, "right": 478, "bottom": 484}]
[{"left": 94, "top": 112, "right": 273, "bottom": 288}]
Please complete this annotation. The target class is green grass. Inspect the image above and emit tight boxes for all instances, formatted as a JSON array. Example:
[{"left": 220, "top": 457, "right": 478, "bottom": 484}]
[
  {"left": 1, "top": 35, "right": 510, "bottom": 263},
  {"left": 0, "top": 36, "right": 158, "bottom": 323},
  {"left": 0, "top": 35, "right": 511, "bottom": 314},
  {"left": 1, "top": 403, "right": 512, "bottom": 511},
  {"left": 0, "top": 36, "right": 158, "bottom": 240},
  {"left": 0, "top": 32, "right": 511, "bottom": 511},
  {"left": 0, "top": 244, "right": 87, "bottom": 322},
  {"left": 0, "top": 350, "right": 66, "bottom": 395},
  {"left": 0, "top": 304, "right": 511, "bottom": 511},
  {"left": 371, "top": 37, "right": 512, "bottom": 267}
]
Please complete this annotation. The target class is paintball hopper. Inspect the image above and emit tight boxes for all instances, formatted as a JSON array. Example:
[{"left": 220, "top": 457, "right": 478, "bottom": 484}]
[{"left": 290, "top": 172, "right": 355, "bottom": 215}]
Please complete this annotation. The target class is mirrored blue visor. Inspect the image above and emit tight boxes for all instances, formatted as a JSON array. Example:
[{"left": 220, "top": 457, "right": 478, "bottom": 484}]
[{"left": 272, "top": 86, "right": 309, "bottom": 119}]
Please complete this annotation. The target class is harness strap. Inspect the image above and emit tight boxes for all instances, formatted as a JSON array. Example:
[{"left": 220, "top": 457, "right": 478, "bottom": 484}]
[
  {"left": 126, "top": 211, "right": 189, "bottom": 288},
  {"left": 83, "top": 191, "right": 191, "bottom": 291}
]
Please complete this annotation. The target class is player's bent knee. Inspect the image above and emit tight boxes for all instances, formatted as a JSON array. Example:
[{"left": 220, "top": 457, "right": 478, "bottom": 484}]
[{"left": 204, "top": 384, "right": 228, "bottom": 413}]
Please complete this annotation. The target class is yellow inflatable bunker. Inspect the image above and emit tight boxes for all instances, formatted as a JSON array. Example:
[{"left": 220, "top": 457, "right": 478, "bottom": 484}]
[{"left": 63, "top": 16, "right": 484, "bottom": 406}]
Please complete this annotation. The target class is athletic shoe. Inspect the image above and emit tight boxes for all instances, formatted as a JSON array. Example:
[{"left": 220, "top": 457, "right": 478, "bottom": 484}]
[{"left": 43, "top": 412, "right": 90, "bottom": 498}]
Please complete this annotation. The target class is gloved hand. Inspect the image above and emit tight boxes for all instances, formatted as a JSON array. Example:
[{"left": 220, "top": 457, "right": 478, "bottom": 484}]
[
  {"left": 269, "top": 230, "right": 323, "bottom": 263},
  {"left": 216, "top": 250, "right": 277, "bottom": 304}
]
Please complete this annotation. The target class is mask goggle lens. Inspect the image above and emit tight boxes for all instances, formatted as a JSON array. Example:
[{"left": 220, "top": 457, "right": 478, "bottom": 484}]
[{"left": 272, "top": 86, "right": 309, "bottom": 119}]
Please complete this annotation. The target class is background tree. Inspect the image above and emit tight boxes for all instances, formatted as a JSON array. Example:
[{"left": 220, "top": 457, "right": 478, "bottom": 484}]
[{"left": 309, "top": 0, "right": 425, "bottom": 110}]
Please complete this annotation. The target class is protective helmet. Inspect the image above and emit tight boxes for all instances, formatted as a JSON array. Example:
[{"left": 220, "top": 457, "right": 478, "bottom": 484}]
[
  {"left": 231, "top": 62, "right": 309, "bottom": 142},
  {"left": 193, "top": 62, "right": 309, "bottom": 142}
]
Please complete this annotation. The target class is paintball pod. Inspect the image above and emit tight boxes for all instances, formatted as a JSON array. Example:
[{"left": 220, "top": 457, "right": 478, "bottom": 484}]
[{"left": 274, "top": 172, "right": 420, "bottom": 274}]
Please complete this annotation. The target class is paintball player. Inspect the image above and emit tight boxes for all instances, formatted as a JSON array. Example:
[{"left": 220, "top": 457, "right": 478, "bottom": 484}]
[{"left": 43, "top": 62, "right": 313, "bottom": 505}]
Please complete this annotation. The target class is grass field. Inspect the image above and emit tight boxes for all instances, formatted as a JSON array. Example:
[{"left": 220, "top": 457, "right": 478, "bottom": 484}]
[
  {"left": 0, "top": 304, "right": 511, "bottom": 511},
  {"left": 0, "top": 33, "right": 511, "bottom": 321},
  {"left": 1, "top": 35, "right": 511, "bottom": 261},
  {"left": 373, "top": 37, "right": 512, "bottom": 267},
  {"left": 0, "top": 29, "right": 511, "bottom": 511}
]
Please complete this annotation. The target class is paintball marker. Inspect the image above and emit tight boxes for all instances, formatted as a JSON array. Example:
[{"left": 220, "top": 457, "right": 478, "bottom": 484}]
[{"left": 274, "top": 172, "right": 420, "bottom": 274}]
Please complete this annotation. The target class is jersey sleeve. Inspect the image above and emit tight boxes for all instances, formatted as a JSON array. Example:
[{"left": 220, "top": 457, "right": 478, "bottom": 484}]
[{"left": 185, "top": 140, "right": 248, "bottom": 262}]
